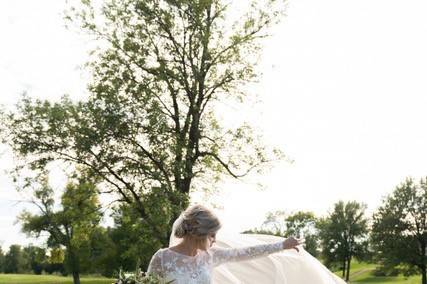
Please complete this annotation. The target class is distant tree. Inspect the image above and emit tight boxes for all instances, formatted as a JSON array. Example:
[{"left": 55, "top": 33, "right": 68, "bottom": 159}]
[
  {"left": 109, "top": 203, "right": 164, "bottom": 271},
  {"left": 0, "top": 246, "right": 5, "bottom": 273},
  {"left": 242, "top": 228, "right": 281, "bottom": 235},
  {"left": 318, "top": 201, "right": 369, "bottom": 282},
  {"left": 371, "top": 177, "right": 427, "bottom": 284},
  {"left": 88, "top": 226, "right": 119, "bottom": 277},
  {"left": 261, "top": 210, "right": 288, "bottom": 235},
  {"left": 3, "top": 0, "right": 288, "bottom": 249},
  {"left": 244, "top": 210, "right": 320, "bottom": 256},
  {"left": 3, "top": 245, "right": 28, "bottom": 274},
  {"left": 44, "top": 247, "right": 66, "bottom": 275},
  {"left": 284, "top": 211, "right": 319, "bottom": 257},
  {"left": 22, "top": 245, "right": 48, "bottom": 275},
  {"left": 18, "top": 175, "right": 102, "bottom": 284},
  {"left": 243, "top": 210, "right": 286, "bottom": 236}
]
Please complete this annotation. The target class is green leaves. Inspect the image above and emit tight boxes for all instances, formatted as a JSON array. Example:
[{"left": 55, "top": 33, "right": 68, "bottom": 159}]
[
  {"left": 371, "top": 177, "right": 427, "bottom": 278},
  {"left": 18, "top": 174, "right": 103, "bottom": 280},
  {"left": 5, "top": 0, "right": 288, "bottom": 255},
  {"left": 318, "top": 201, "right": 369, "bottom": 280}
]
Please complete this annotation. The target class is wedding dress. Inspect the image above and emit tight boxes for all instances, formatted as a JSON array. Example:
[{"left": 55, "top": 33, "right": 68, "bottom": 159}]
[
  {"left": 147, "top": 217, "right": 346, "bottom": 284},
  {"left": 148, "top": 237, "right": 285, "bottom": 283}
]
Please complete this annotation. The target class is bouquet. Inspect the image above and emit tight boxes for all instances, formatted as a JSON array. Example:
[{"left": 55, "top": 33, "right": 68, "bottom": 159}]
[{"left": 114, "top": 267, "right": 173, "bottom": 284}]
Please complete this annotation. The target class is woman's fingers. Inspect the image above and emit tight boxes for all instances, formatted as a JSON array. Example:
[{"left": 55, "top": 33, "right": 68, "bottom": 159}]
[
  {"left": 283, "top": 236, "right": 300, "bottom": 250},
  {"left": 283, "top": 236, "right": 306, "bottom": 252}
]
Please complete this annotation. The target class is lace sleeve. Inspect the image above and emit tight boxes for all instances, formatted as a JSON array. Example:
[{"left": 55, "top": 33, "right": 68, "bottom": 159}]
[
  {"left": 210, "top": 241, "right": 284, "bottom": 267},
  {"left": 147, "top": 250, "right": 163, "bottom": 276}
]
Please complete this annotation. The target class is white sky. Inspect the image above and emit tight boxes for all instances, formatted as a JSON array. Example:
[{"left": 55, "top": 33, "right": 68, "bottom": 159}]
[{"left": 1, "top": 0, "right": 427, "bottom": 250}]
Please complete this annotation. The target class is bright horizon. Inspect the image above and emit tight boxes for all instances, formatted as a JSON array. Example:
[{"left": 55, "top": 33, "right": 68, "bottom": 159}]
[{"left": 1, "top": 0, "right": 427, "bottom": 250}]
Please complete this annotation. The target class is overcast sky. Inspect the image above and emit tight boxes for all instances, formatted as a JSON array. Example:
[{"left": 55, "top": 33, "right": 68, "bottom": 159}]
[{"left": 1, "top": 0, "right": 427, "bottom": 250}]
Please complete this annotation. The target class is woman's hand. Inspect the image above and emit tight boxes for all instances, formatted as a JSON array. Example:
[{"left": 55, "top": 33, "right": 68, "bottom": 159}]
[{"left": 282, "top": 236, "right": 304, "bottom": 252}]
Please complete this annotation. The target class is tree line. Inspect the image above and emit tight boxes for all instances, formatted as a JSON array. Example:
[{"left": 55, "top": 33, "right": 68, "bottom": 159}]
[
  {"left": 0, "top": 175, "right": 424, "bottom": 284},
  {"left": 0, "top": 173, "right": 174, "bottom": 283},
  {"left": 0, "top": 209, "right": 150, "bottom": 280},
  {"left": 0, "top": 244, "right": 66, "bottom": 276},
  {"left": 246, "top": 177, "right": 427, "bottom": 283}
]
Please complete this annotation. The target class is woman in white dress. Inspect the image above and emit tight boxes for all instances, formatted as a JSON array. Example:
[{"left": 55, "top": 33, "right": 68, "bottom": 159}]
[{"left": 147, "top": 204, "right": 346, "bottom": 284}]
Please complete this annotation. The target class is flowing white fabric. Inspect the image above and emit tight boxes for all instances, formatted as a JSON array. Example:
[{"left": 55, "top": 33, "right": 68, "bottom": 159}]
[
  {"left": 147, "top": 217, "right": 346, "bottom": 284},
  {"left": 169, "top": 213, "right": 185, "bottom": 247},
  {"left": 211, "top": 233, "right": 346, "bottom": 284}
]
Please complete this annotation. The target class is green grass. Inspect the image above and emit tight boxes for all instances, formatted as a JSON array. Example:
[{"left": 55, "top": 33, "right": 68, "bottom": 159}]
[
  {"left": 352, "top": 273, "right": 421, "bottom": 284},
  {"left": 332, "top": 261, "right": 422, "bottom": 284},
  {"left": 0, "top": 265, "right": 424, "bottom": 284},
  {"left": 0, "top": 274, "right": 114, "bottom": 284}
]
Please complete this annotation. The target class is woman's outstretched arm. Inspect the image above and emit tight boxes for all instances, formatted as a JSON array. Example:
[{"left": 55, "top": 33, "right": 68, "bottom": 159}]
[{"left": 210, "top": 237, "right": 302, "bottom": 267}]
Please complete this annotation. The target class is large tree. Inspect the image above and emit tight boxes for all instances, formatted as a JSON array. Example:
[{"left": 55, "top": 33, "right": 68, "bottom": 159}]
[
  {"left": 371, "top": 177, "right": 427, "bottom": 284},
  {"left": 19, "top": 175, "right": 102, "bottom": 284},
  {"left": 3, "top": 0, "right": 287, "bottom": 246},
  {"left": 318, "top": 201, "right": 369, "bottom": 282}
]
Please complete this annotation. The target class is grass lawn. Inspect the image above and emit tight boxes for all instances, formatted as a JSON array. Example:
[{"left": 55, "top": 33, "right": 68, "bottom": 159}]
[
  {"left": 0, "top": 265, "right": 423, "bottom": 284},
  {"left": 0, "top": 274, "right": 114, "bottom": 284},
  {"left": 333, "top": 261, "right": 422, "bottom": 284}
]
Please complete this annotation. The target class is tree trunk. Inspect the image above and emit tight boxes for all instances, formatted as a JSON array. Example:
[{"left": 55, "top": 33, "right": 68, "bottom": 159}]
[
  {"left": 421, "top": 264, "right": 426, "bottom": 284},
  {"left": 421, "top": 240, "right": 426, "bottom": 284},
  {"left": 72, "top": 271, "right": 81, "bottom": 284},
  {"left": 345, "top": 257, "right": 351, "bottom": 282},
  {"left": 342, "top": 259, "right": 346, "bottom": 278},
  {"left": 68, "top": 248, "right": 81, "bottom": 284}
]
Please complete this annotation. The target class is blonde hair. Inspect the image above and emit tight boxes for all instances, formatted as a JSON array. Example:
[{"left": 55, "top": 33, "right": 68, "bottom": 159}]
[{"left": 175, "top": 204, "right": 221, "bottom": 239}]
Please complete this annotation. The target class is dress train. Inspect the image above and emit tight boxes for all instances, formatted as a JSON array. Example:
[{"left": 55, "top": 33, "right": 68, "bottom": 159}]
[{"left": 212, "top": 233, "right": 346, "bottom": 284}]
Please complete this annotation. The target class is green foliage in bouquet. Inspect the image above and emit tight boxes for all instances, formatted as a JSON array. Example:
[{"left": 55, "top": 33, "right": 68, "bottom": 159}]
[
  {"left": 115, "top": 270, "right": 173, "bottom": 284},
  {"left": 114, "top": 260, "right": 173, "bottom": 284}
]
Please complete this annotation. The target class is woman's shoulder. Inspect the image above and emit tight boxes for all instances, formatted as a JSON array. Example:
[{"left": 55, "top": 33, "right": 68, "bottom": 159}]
[
  {"left": 155, "top": 247, "right": 169, "bottom": 253},
  {"left": 151, "top": 248, "right": 168, "bottom": 258}
]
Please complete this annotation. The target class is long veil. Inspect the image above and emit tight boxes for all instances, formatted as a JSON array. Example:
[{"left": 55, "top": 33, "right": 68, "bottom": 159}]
[
  {"left": 169, "top": 215, "right": 346, "bottom": 284},
  {"left": 169, "top": 213, "right": 185, "bottom": 247}
]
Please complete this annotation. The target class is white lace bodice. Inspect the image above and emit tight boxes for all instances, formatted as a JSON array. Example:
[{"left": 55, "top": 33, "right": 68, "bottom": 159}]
[{"left": 147, "top": 241, "right": 284, "bottom": 284}]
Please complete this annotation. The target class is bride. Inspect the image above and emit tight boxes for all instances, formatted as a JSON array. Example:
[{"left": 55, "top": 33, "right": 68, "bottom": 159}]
[{"left": 147, "top": 204, "right": 346, "bottom": 284}]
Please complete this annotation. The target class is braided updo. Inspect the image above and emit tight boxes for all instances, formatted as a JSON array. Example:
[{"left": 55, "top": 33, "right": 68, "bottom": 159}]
[{"left": 174, "top": 204, "right": 221, "bottom": 238}]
